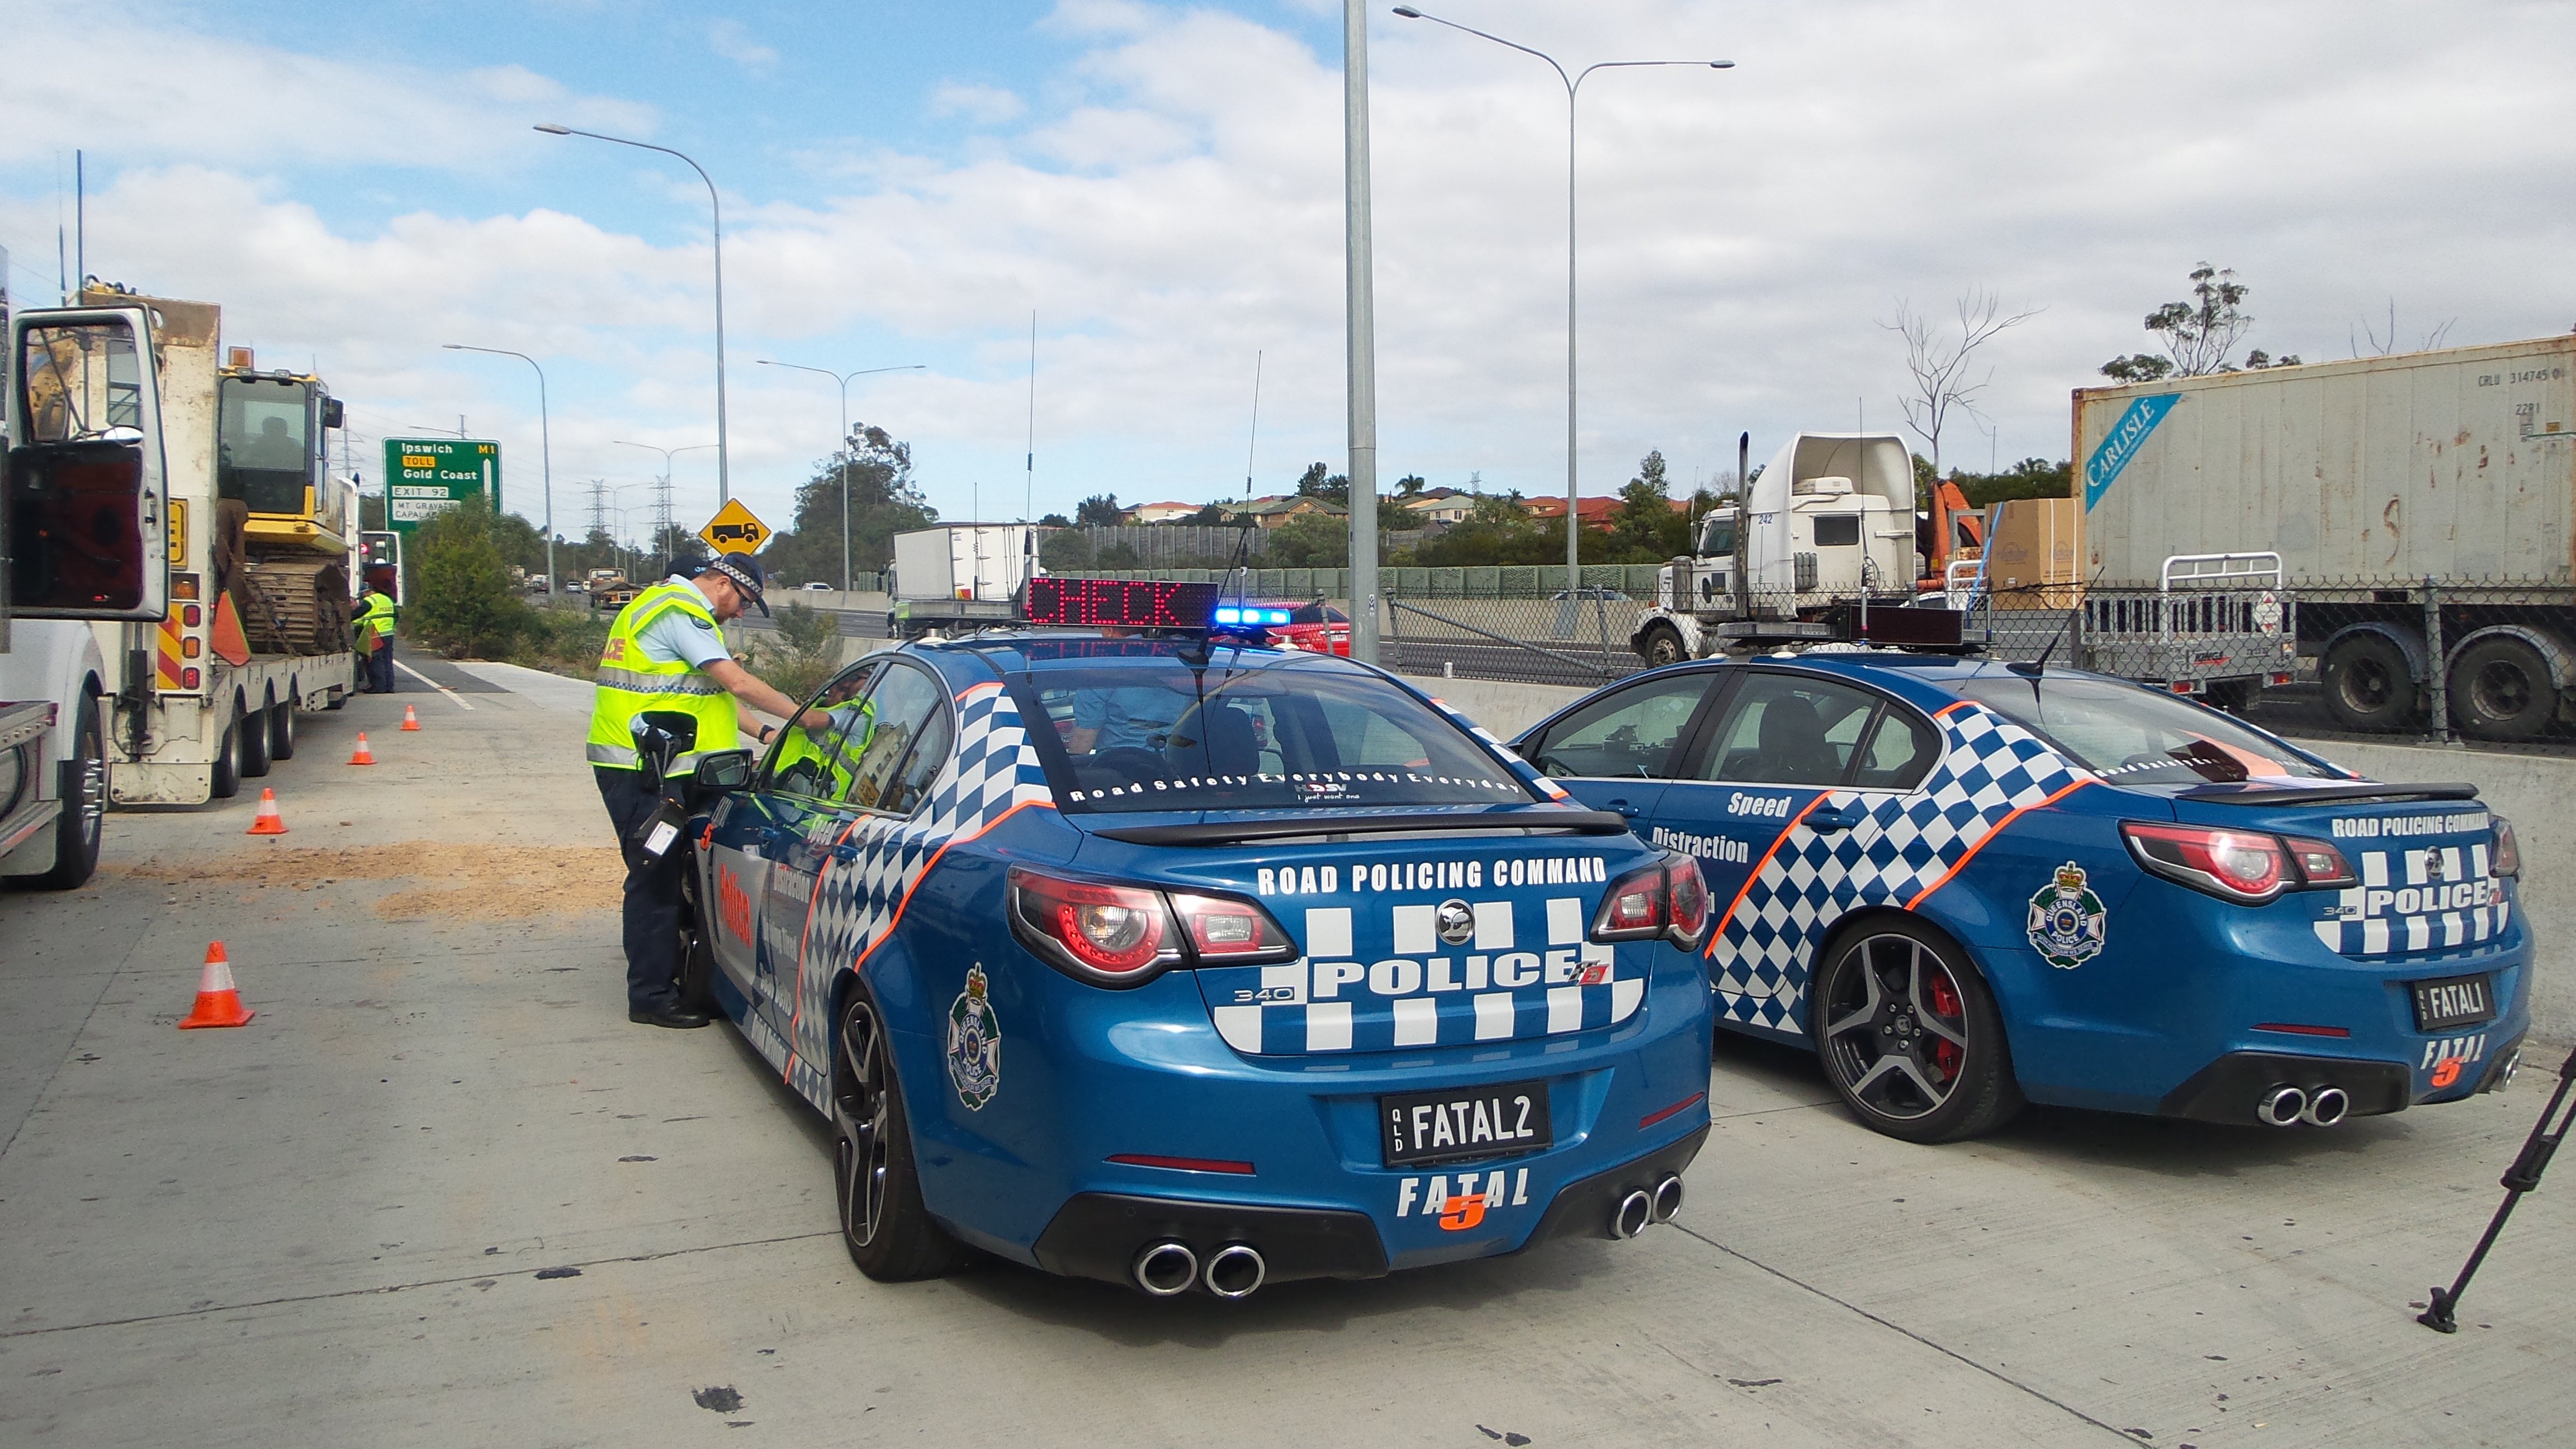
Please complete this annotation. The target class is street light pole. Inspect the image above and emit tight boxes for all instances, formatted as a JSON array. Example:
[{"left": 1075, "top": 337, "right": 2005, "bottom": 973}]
[
  {"left": 1344, "top": 0, "right": 1382, "bottom": 666},
  {"left": 442, "top": 344, "right": 554, "bottom": 593},
  {"left": 536, "top": 124, "right": 733, "bottom": 506},
  {"left": 757, "top": 359, "right": 925, "bottom": 591},
  {"left": 1391, "top": 9, "right": 1731, "bottom": 600}
]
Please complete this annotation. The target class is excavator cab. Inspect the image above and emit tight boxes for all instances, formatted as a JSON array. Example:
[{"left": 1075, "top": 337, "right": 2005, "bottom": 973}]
[{"left": 216, "top": 365, "right": 348, "bottom": 552}]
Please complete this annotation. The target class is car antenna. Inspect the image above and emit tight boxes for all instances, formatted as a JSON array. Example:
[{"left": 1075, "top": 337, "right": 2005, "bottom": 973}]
[{"left": 2005, "top": 566, "right": 2103, "bottom": 680}]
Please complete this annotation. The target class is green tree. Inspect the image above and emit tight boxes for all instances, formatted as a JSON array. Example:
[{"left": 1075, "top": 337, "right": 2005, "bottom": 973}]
[
  {"left": 1395, "top": 474, "right": 1426, "bottom": 497},
  {"left": 1606, "top": 450, "right": 1688, "bottom": 561},
  {"left": 1037, "top": 512, "right": 1074, "bottom": 528},
  {"left": 1040, "top": 530, "right": 1095, "bottom": 570},
  {"left": 410, "top": 497, "right": 532, "bottom": 657},
  {"left": 758, "top": 423, "right": 938, "bottom": 586},
  {"left": 1950, "top": 457, "right": 2073, "bottom": 508},
  {"left": 2103, "top": 263, "right": 2300, "bottom": 381},
  {"left": 1074, "top": 493, "right": 1125, "bottom": 527},
  {"left": 1267, "top": 513, "right": 1348, "bottom": 567},
  {"left": 1295, "top": 462, "right": 1349, "bottom": 507}
]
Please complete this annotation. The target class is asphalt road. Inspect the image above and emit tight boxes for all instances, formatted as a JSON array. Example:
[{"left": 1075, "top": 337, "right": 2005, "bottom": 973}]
[{"left": 2, "top": 664, "right": 2570, "bottom": 1446}]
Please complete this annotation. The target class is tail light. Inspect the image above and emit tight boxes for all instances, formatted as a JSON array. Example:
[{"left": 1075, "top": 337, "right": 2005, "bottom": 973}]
[
  {"left": 1593, "top": 853, "right": 1711, "bottom": 949},
  {"left": 1007, "top": 866, "right": 1294, "bottom": 987},
  {"left": 2493, "top": 816, "right": 2521, "bottom": 877},
  {"left": 2122, "top": 822, "right": 2354, "bottom": 903}
]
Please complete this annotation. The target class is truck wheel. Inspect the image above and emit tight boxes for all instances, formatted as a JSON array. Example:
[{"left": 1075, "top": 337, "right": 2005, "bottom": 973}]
[
  {"left": 210, "top": 712, "right": 242, "bottom": 800},
  {"left": 2449, "top": 636, "right": 2558, "bottom": 741},
  {"left": 269, "top": 697, "right": 298, "bottom": 761},
  {"left": 239, "top": 700, "right": 274, "bottom": 779},
  {"left": 1637, "top": 621, "right": 1688, "bottom": 667},
  {"left": 12, "top": 693, "right": 105, "bottom": 891},
  {"left": 2322, "top": 633, "right": 2416, "bottom": 732}
]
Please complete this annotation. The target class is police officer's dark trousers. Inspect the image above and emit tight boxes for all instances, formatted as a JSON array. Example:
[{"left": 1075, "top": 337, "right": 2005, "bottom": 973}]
[
  {"left": 367, "top": 640, "right": 396, "bottom": 694},
  {"left": 596, "top": 765, "right": 687, "bottom": 1011}
]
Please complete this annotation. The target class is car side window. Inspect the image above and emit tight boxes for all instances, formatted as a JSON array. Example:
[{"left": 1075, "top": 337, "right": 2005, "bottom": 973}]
[
  {"left": 877, "top": 702, "right": 954, "bottom": 816},
  {"left": 764, "top": 661, "right": 880, "bottom": 799},
  {"left": 838, "top": 662, "right": 945, "bottom": 813},
  {"left": 1523, "top": 673, "right": 1713, "bottom": 779},
  {"left": 1850, "top": 706, "right": 1942, "bottom": 791},
  {"left": 1692, "top": 673, "right": 1880, "bottom": 787}
]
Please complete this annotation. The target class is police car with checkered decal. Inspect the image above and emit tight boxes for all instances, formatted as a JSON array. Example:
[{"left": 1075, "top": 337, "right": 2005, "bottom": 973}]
[
  {"left": 679, "top": 580, "right": 1716, "bottom": 1295},
  {"left": 1512, "top": 653, "right": 2529, "bottom": 1143}
]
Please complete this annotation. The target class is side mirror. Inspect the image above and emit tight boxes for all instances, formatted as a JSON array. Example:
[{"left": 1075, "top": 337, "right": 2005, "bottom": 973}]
[
  {"left": 693, "top": 749, "right": 755, "bottom": 792},
  {"left": 322, "top": 398, "right": 345, "bottom": 430}
]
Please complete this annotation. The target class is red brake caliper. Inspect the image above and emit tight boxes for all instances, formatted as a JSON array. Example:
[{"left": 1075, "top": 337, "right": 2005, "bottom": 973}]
[{"left": 1925, "top": 972, "right": 1964, "bottom": 1082}]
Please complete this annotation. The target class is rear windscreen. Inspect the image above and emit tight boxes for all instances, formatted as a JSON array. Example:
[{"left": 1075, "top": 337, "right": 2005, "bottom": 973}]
[
  {"left": 1012, "top": 658, "right": 1537, "bottom": 812},
  {"left": 1944, "top": 674, "right": 2334, "bottom": 784}
]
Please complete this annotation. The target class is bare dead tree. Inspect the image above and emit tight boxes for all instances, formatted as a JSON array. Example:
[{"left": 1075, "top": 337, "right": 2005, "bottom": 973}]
[
  {"left": 2355, "top": 300, "right": 2459, "bottom": 358},
  {"left": 1884, "top": 288, "right": 2042, "bottom": 479}
]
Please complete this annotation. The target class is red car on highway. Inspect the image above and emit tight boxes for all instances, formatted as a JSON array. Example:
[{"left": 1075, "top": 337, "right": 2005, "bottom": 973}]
[{"left": 1245, "top": 600, "right": 1350, "bottom": 656}]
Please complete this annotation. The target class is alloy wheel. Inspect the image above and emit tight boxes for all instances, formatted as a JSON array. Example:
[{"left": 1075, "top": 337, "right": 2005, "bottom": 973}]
[
  {"left": 1820, "top": 932, "right": 1971, "bottom": 1121},
  {"left": 832, "top": 1000, "right": 893, "bottom": 1250}
]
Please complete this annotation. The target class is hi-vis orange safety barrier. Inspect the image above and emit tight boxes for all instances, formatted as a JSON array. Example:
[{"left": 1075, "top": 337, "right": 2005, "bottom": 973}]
[{"left": 179, "top": 943, "right": 255, "bottom": 1029}]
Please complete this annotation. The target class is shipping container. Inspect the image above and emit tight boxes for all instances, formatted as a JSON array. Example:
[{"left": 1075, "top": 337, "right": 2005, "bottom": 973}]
[{"left": 2074, "top": 336, "right": 2576, "bottom": 738}]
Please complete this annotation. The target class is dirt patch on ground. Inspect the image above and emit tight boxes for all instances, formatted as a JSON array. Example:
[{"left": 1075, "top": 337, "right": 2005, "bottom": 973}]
[{"left": 120, "top": 844, "right": 624, "bottom": 921}]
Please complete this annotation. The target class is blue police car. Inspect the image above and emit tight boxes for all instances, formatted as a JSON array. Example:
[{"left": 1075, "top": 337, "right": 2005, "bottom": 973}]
[
  {"left": 1511, "top": 652, "right": 2529, "bottom": 1143},
  {"left": 679, "top": 580, "right": 1715, "bottom": 1295}
]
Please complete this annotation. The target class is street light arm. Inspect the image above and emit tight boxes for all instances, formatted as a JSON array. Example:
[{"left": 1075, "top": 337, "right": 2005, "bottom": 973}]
[
  {"left": 1391, "top": 7, "right": 1570, "bottom": 91},
  {"left": 1572, "top": 58, "right": 1735, "bottom": 95}
]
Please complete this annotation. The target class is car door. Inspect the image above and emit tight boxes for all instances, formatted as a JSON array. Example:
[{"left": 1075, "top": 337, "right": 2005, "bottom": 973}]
[
  {"left": 1651, "top": 669, "right": 1942, "bottom": 1025},
  {"left": 757, "top": 658, "right": 953, "bottom": 1053},
  {"left": 702, "top": 660, "right": 881, "bottom": 1019},
  {"left": 1515, "top": 669, "right": 1725, "bottom": 831}
]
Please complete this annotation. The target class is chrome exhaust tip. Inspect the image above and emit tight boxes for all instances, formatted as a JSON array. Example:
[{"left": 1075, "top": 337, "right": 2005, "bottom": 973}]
[
  {"left": 1202, "top": 1244, "right": 1266, "bottom": 1300},
  {"left": 2302, "top": 1086, "right": 2350, "bottom": 1127},
  {"left": 1132, "top": 1240, "right": 1199, "bottom": 1298},
  {"left": 2493, "top": 1049, "right": 2523, "bottom": 1092},
  {"left": 1611, "top": 1188, "right": 1654, "bottom": 1240},
  {"left": 1649, "top": 1173, "right": 1685, "bottom": 1224},
  {"left": 2256, "top": 1085, "right": 2307, "bottom": 1128}
]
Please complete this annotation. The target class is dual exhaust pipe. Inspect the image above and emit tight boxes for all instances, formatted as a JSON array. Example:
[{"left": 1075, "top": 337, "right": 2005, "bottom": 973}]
[
  {"left": 1609, "top": 1173, "right": 1687, "bottom": 1240},
  {"left": 2256, "top": 1083, "right": 2350, "bottom": 1128},
  {"left": 1131, "top": 1170, "right": 1690, "bottom": 1296},
  {"left": 1132, "top": 1240, "right": 1266, "bottom": 1300}
]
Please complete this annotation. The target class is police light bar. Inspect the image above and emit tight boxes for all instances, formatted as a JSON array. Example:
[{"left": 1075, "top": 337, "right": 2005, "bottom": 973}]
[
  {"left": 1021, "top": 576, "right": 1223, "bottom": 630},
  {"left": 1212, "top": 605, "right": 1291, "bottom": 627}
]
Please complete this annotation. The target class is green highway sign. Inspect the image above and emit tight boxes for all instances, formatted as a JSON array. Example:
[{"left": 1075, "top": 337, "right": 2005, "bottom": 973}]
[{"left": 383, "top": 438, "right": 502, "bottom": 533}]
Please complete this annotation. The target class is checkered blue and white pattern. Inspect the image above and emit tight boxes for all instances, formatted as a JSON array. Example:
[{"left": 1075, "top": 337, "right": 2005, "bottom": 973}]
[
  {"left": 1421, "top": 693, "right": 1574, "bottom": 801},
  {"left": 778, "top": 679, "right": 1055, "bottom": 1109},
  {"left": 1710, "top": 703, "right": 2087, "bottom": 1036},
  {"left": 2310, "top": 840, "right": 2511, "bottom": 956},
  {"left": 1205, "top": 897, "right": 1643, "bottom": 1055}
]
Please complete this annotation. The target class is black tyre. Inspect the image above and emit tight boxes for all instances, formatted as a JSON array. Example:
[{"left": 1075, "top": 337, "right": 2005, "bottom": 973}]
[
  {"left": 239, "top": 700, "right": 274, "bottom": 779},
  {"left": 269, "top": 697, "right": 298, "bottom": 761},
  {"left": 210, "top": 713, "right": 242, "bottom": 800},
  {"left": 2321, "top": 632, "right": 2416, "bottom": 732},
  {"left": 1637, "top": 621, "right": 1689, "bottom": 667},
  {"left": 2449, "top": 635, "right": 2558, "bottom": 741},
  {"left": 13, "top": 692, "right": 105, "bottom": 890},
  {"left": 1812, "top": 920, "right": 2023, "bottom": 1143},
  {"left": 675, "top": 866, "right": 718, "bottom": 1013},
  {"left": 831, "top": 987, "right": 967, "bottom": 1281}
]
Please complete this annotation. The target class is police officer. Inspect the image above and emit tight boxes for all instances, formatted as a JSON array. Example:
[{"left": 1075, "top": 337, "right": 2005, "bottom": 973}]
[
  {"left": 356, "top": 584, "right": 397, "bottom": 694},
  {"left": 590, "top": 553, "right": 827, "bottom": 1029}
]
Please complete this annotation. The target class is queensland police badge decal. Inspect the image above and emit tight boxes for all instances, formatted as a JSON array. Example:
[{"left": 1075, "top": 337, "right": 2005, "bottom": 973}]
[
  {"left": 946, "top": 966, "right": 1002, "bottom": 1110},
  {"left": 2026, "top": 862, "right": 2107, "bottom": 969}
]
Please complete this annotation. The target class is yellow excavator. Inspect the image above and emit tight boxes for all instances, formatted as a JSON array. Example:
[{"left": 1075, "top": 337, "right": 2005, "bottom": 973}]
[{"left": 210, "top": 348, "right": 355, "bottom": 654}]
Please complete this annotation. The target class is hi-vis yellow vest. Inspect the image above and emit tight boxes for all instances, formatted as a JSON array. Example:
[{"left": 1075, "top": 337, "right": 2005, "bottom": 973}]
[
  {"left": 358, "top": 593, "right": 396, "bottom": 643},
  {"left": 586, "top": 582, "right": 737, "bottom": 771}
]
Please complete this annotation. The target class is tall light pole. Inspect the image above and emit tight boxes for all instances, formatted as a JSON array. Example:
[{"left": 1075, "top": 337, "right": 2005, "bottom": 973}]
[
  {"left": 757, "top": 359, "right": 925, "bottom": 591},
  {"left": 1392, "top": 8, "right": 1731, "bottom": 599},
  {"left": 615, "top": 440, "right": 717, "bottom": 560},
  {"left": 536, "top": 123, "right": 733, "bottom": 506},
  {"left": 1344, "top": 0, "right": 1384, "bottom": 665},
  {"left": 442, "top": 343, "right": 555, "bottom": 593}
]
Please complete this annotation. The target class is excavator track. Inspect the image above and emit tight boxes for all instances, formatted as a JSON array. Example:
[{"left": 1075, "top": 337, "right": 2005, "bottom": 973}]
[{"left": 238, "top": 558, "right": 353, "bottom": 656}]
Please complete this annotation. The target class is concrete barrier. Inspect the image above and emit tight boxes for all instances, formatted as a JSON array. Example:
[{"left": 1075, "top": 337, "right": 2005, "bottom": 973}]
[{"left": 1398, "top": 671, "right": 2567, "bottom": 1046}]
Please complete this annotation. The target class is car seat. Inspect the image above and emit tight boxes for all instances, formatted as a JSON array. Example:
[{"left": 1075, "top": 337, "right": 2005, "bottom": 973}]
[{"left": 1752, "top": 695, "right": 1841, "bottom": 785}]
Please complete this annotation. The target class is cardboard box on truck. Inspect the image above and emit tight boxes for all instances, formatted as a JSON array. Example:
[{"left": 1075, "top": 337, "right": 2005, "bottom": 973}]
[{"left": 1983, "top": 496, "right": 2082, "bottom": 608}]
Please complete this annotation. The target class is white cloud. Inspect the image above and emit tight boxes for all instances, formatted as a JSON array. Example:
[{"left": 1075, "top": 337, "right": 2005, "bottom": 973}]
[
  {"left": 929, "top": 83, "right": 1029, "bottom": 126},
  {"left": 705, "top": 18, "right": 779, "bottom": 73}
]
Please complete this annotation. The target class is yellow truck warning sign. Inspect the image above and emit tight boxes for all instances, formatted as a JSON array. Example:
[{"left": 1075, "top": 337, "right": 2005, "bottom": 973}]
[{"left": 698, "top": 499, "right": 771, "bottom": 555}]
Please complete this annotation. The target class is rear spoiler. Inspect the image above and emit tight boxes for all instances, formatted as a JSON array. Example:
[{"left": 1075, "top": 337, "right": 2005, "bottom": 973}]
[
  {"left": 2175, "top": 782, "right": 2480, "bottom": 806},
  {"left": 1090, "top": 809, "right": 1632, "bottom": 847}
]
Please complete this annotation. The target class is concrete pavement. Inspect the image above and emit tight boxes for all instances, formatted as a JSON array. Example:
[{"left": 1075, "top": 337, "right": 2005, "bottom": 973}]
[{"left": 1, "top": 664, "right": 2569, "bottom": 1446}]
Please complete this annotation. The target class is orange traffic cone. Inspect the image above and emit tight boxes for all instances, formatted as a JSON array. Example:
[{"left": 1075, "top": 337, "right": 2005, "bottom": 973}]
[
  {"left": 401, "top": 704, "right": 421, "bottom": 731},
  {"left": 349, "top": 733, "right": 376, "bottom": 766},
  {"left": 247, "top": 787, "right": 287, "bottom": 835},
  {"left": 178, "top": 943, "right": 255, "bottom": 1029}
]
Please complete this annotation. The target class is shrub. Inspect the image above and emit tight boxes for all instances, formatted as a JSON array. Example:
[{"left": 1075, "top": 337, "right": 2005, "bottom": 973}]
[{"left": 411, "top": 498, "right": 534, "bottom": 657}]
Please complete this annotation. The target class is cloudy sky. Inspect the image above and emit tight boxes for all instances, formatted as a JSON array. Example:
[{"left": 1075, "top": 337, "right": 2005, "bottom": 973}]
[{"left": 3, "top": 0, "right": 2570, "bottom": 544}]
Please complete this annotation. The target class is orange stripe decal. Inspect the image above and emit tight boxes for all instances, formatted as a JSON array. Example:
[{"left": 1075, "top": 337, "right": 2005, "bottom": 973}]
[
  {"left": 1902, "top": 778, "right": 2096, "bottom": 911},
  {"left": 1704, "top": 794, "right": 1830, "bottom": 959}
]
